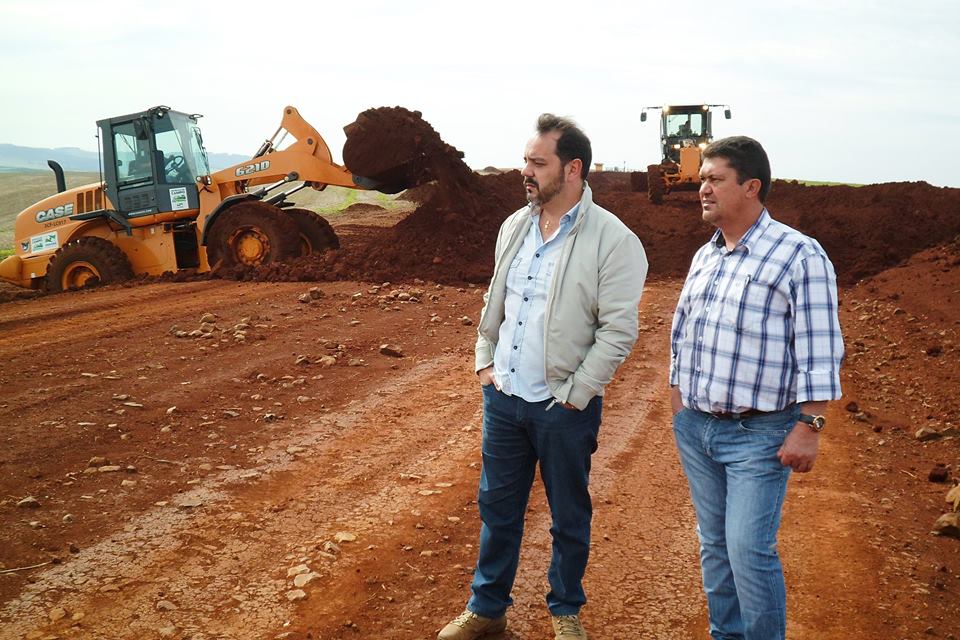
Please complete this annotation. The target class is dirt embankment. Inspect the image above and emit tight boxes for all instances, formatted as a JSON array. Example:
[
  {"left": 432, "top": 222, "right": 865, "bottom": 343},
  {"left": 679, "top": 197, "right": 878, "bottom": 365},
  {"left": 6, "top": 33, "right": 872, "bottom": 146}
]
[
  {"left": 595, "top": 179, "right": 960, "bottom": 283},
  {"left": 282, "top": 107, "right": 960, "bottom": 288}
]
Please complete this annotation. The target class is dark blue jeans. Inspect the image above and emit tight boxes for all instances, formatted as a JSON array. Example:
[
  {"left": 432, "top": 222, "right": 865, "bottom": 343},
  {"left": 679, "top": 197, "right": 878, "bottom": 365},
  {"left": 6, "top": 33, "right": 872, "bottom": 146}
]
[{"left": 467, "top": 385, "right": 602, "bottom": 618}]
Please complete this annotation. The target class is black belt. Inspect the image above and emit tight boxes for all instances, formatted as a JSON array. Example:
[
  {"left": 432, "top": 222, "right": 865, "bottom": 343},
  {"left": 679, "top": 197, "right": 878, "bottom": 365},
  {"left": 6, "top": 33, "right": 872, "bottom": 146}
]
[{"left": 707, "top": 409, "right": 771, "bottom": 420}]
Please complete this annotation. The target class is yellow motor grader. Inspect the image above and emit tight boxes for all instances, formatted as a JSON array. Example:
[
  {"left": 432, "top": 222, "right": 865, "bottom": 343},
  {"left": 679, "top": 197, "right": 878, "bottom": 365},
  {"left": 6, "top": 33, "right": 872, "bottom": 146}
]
[
  {"left": 0, "top": 105, "right": 388, "bottom": 291},
  {"left": 635, "top": 103, "right": 731, "bottom": 204}
]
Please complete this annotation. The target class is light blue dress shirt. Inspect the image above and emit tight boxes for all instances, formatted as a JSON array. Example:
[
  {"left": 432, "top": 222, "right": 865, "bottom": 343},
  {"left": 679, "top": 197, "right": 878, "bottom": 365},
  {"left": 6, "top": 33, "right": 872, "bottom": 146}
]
[{"left": 493, "top": 204, "right": 578, "bottom": 402}]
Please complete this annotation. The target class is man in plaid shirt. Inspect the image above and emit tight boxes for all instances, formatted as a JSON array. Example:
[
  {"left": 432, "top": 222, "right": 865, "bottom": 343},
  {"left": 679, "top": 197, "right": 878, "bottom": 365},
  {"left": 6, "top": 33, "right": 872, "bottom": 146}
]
[{"left": 669, "top": 136, "right": 843, "bottom": 640}]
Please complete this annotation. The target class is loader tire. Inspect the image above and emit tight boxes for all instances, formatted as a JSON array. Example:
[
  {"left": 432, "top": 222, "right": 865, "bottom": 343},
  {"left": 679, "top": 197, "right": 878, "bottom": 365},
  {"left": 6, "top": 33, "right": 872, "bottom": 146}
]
[
  {"left": 206, "top": 201, "right": 300, "bottom": 268},
  {"left": 286, "top": 208, "right": 340, "bottom": 256},
  {"left": 45, "top": 236, "right": 134, "bottom": 292},
  {"left": 647, "top": 164, "right": 665, "bottom": 205}
]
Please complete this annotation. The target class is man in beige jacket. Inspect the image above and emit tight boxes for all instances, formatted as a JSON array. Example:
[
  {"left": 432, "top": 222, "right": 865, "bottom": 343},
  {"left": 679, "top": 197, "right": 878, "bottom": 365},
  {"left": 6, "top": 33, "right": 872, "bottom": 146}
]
[{"left": 438, "top": 114, "right": 648, "bottom": 640}]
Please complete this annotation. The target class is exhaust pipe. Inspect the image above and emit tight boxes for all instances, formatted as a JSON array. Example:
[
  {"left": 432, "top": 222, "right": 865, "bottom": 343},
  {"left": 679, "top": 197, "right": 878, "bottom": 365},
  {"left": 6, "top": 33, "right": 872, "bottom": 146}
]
[{"left": 47, "top": 160, "right": 66, "bottom": 193}]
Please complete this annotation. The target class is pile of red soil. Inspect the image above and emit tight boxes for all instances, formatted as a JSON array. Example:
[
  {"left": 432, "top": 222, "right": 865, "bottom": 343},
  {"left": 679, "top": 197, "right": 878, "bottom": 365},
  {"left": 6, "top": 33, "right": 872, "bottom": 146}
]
[
  {"left": 229, "top": 175, "right": 960, "bottom": 288},
  {"left": 230, "top": 171, "right": 526, "bottom": 285},
  {"left": 342, "top": 106, "right": 477, "bottom": 194},
  {"left": 596, "top": 179, "right": 960, "bottom": 284},
  {"left": 765, "top": 181, "right": 960, "bottom": 283},
  {"left": 227, "top": 107, "right": 960, "bottom": 288},
  {"left": 852, "top": 234, "right": 960, "bottom": 326}
]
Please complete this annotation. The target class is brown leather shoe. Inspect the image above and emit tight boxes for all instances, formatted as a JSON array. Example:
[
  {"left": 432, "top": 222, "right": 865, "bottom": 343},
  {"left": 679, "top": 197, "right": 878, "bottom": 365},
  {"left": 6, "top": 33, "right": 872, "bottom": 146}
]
[
  {"left": 551, "top": 614, "right": 588, "bottom": 639},
  {"left": 437, "top": 609, "right": 507, "bottom": 640}
]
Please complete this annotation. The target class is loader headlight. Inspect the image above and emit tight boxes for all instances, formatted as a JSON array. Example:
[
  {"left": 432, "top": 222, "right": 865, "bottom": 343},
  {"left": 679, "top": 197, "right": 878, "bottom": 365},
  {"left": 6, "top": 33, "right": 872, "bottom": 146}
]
[
  {"left": 698, "top": 142, "right": 707, "bottom": 150},
  {"left": 672, "top": 144, "right": 681, "bottom": 149}
]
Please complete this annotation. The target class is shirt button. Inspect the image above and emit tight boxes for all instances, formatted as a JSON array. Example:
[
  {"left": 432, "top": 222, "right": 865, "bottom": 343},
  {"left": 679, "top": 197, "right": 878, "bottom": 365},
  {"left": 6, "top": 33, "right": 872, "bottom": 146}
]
[
  {"left": 510, "top": 368, "right": 515, "bottom": 373},
  {"left": 523, "top": 297, "right": 528, "bottom": 301},
  {"left": 513, "top": 345, "right": 518, "bottom": 350},
  {"left": 698, "top": 337, "right": 703, "bottom": 342},
  {"left": 535, "top": 253, "right": 540, "bottom": 258},
  {"left": 705, "top": 306, "right": 711, "bottom": 311},
  {"left": 518, "top": 321, "right": 523, "bottom": 325},
  {"left": 697, "top": 367, "right": 702, "bottom": 372},
  {"left": 527, "top": 276, "right": 532, "bottom": 280}
]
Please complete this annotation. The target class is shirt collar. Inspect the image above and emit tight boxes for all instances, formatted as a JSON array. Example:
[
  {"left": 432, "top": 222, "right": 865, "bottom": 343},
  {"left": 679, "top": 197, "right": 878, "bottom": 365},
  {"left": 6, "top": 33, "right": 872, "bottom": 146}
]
[
  {"left": 529, "top": 201, "right": 580, "bottom": 225},
  {"left": 711, "top": 208, "right": 771, "bottom": 254}
]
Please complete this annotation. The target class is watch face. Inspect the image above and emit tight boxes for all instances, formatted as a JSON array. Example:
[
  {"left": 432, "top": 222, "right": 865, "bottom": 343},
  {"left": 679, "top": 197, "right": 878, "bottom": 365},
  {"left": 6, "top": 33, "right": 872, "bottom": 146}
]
[{"left": 813, "top": 416, "right": 825, "bottom": 429}]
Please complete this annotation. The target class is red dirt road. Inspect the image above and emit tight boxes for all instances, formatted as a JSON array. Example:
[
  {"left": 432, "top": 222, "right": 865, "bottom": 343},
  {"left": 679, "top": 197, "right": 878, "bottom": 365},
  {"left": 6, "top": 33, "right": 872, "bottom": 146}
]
[{"left": 2, "top": 180, "right": 959, "bottom": 639}]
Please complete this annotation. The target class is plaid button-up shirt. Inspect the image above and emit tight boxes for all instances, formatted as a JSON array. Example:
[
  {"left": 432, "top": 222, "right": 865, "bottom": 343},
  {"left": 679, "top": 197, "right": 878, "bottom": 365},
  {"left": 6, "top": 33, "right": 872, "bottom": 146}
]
[{"left": 670, "top": 209, "right": 844, "bottom": 414}]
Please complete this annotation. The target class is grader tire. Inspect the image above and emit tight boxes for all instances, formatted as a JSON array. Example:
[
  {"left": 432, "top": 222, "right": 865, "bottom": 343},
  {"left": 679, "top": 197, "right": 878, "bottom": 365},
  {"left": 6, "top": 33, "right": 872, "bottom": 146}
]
[
  {"left": 647, "top": 164, "right": 665, "bottom": 205},
  {"left": 45, "top": 236, "right": 134, "bottom": 292},
  {"left": 206, "top": 201, "right": 300, "bottom": 268},
  {"left": 286, "top": 208, "right": 340, "bottom": 256}
]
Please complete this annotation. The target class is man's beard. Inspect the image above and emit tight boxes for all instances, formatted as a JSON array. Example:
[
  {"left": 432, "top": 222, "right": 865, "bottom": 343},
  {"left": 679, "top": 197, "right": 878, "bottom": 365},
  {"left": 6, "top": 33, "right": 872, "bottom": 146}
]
[{"left": 525, "top": 173, "right": 562, "bottom": 206}]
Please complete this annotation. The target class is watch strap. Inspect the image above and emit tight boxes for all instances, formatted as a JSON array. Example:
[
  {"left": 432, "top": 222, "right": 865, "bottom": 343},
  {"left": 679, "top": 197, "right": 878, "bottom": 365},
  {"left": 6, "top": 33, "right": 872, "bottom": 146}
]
[{"left": 799, "top": 413, "right": 826, "bottom": 432}]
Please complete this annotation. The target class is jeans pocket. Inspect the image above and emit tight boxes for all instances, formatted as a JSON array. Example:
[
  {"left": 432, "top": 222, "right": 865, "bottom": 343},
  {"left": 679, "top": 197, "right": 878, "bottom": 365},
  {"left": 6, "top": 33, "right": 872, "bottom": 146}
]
[{"left": 737, "top": 415, "right": 791, "bottom": 436}]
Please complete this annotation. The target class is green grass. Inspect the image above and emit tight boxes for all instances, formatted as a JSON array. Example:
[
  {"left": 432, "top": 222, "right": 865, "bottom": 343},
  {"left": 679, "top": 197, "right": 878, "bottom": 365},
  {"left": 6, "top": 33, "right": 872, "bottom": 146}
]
[
  {"left": 0, "top": 247, "right": 12, "bottom": 259},
  {"left": 0, "top": 171, "right": 101, "bottom": 248},
  {"left": 285, "top": 184, "right": 406, "bottom": 216}
]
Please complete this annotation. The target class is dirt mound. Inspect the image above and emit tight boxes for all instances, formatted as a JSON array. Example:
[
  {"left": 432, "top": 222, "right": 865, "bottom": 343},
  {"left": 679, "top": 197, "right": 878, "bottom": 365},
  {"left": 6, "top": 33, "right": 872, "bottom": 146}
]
[
  {"left": 764, "top": 180, "right": 960, "bottom": 283},
  {"left": 396, "top": 182, "right": 438, "bottom": 204},
  {"left": 596, "top": 179, "right": 960, "bottom": 284},
  {"left": 342, "top": 106, "right": 477, "bottom": 194},
  {"left": 591, "top": 189, "right": 713, "bottom": 278},
  {"left": 853, "top": 234, "right": 960, "bottom": 325},
  {"left": 0, "top": 281, "right": 42, "bottom": 304},
  {"left": 227, "top": 171, "right": 526, "bottom": 285},
  {"left": 340, "top": 202, "right": 386, "bottom": 214},
  {"left": 223, "top": 176, "right": 960, "bottom": 289},
  {"left": 358, "top": 170, "right": 525, "bottom": 283},
  {"left": 587, "top": 171, "right": 632, "bottom": 192},
  {"left": 201, "top": 111, "right": 960, "bottom": 289}
]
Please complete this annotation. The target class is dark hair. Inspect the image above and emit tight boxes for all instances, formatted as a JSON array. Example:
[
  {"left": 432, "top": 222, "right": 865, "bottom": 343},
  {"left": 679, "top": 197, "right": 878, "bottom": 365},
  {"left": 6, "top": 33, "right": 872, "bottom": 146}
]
[
  {"left": 703, "top": 136, "right": 771, "bottom": 202},
  {"left": 536, "top": 113, "right": 592, "bottom": 180}
]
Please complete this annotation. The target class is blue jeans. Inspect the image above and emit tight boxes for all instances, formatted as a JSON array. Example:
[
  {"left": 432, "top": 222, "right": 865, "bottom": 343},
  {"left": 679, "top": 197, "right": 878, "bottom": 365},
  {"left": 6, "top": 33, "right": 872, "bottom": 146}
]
[
  {"left": 673, "top": 405, "right": 798, "bottom": 640},
  {"left": 467, "top": 385, "right": 602, "bottom": 618}
]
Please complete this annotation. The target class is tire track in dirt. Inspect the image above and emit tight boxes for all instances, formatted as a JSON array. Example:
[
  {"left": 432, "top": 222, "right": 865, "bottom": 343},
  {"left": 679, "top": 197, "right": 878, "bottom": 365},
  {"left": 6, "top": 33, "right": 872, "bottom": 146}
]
[
  {"left": 495, "top": 285, "right": 705, "bottom": 639},
  {"left": 6, "top": 276, "right": 936, "bottom": 640},
  {"left": 2, "top": 352, "right": 484, "bottom": 638},
  {"left": 287, "top": 283, "right": 708, "bottom": 639},
  {"left": 3, "top": 282, "right": 711, "bottom": 640}
]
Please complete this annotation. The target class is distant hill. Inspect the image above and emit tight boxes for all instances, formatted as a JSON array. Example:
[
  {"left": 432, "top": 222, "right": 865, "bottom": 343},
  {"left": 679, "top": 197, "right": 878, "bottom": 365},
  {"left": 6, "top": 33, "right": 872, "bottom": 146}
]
[{"left": 0, "top": 143, "right": 249, "bottom": 173}]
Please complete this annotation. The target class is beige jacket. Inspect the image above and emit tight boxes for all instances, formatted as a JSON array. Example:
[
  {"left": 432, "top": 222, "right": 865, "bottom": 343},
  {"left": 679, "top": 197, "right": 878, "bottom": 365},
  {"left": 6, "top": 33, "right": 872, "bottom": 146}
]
[{"left": 475, "top": 183, "right": 648, "bottom": 409}]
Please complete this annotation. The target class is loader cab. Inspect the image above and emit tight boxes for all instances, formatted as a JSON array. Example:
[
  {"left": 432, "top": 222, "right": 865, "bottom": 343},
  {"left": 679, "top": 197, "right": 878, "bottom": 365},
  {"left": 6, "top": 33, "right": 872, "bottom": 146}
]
[{"left": 99, "top": 106, "right": 210, "bottom": 217}]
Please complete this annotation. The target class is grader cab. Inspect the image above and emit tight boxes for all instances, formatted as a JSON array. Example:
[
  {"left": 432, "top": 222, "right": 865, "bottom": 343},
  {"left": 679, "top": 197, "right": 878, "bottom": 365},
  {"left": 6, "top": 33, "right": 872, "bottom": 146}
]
[{"left": 634, "top": 103, "right": 731, "bottom": 204}]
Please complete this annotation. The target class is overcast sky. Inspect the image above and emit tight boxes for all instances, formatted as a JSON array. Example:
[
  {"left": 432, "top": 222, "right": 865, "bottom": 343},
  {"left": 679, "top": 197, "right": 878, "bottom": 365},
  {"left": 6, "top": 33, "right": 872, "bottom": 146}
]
[{"left": 1, "top": 0, "right": 957, "bottom": 186}]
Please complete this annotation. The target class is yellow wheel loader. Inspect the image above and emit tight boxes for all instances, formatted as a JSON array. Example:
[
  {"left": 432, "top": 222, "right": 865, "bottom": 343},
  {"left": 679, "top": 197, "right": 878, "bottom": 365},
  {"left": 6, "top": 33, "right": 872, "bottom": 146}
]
[
  {"left": 636, "top": 103, "right": 731, "bottom": 204},
  {"left": 0, "top": 105, "right": 383, "bottom": 291}
]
